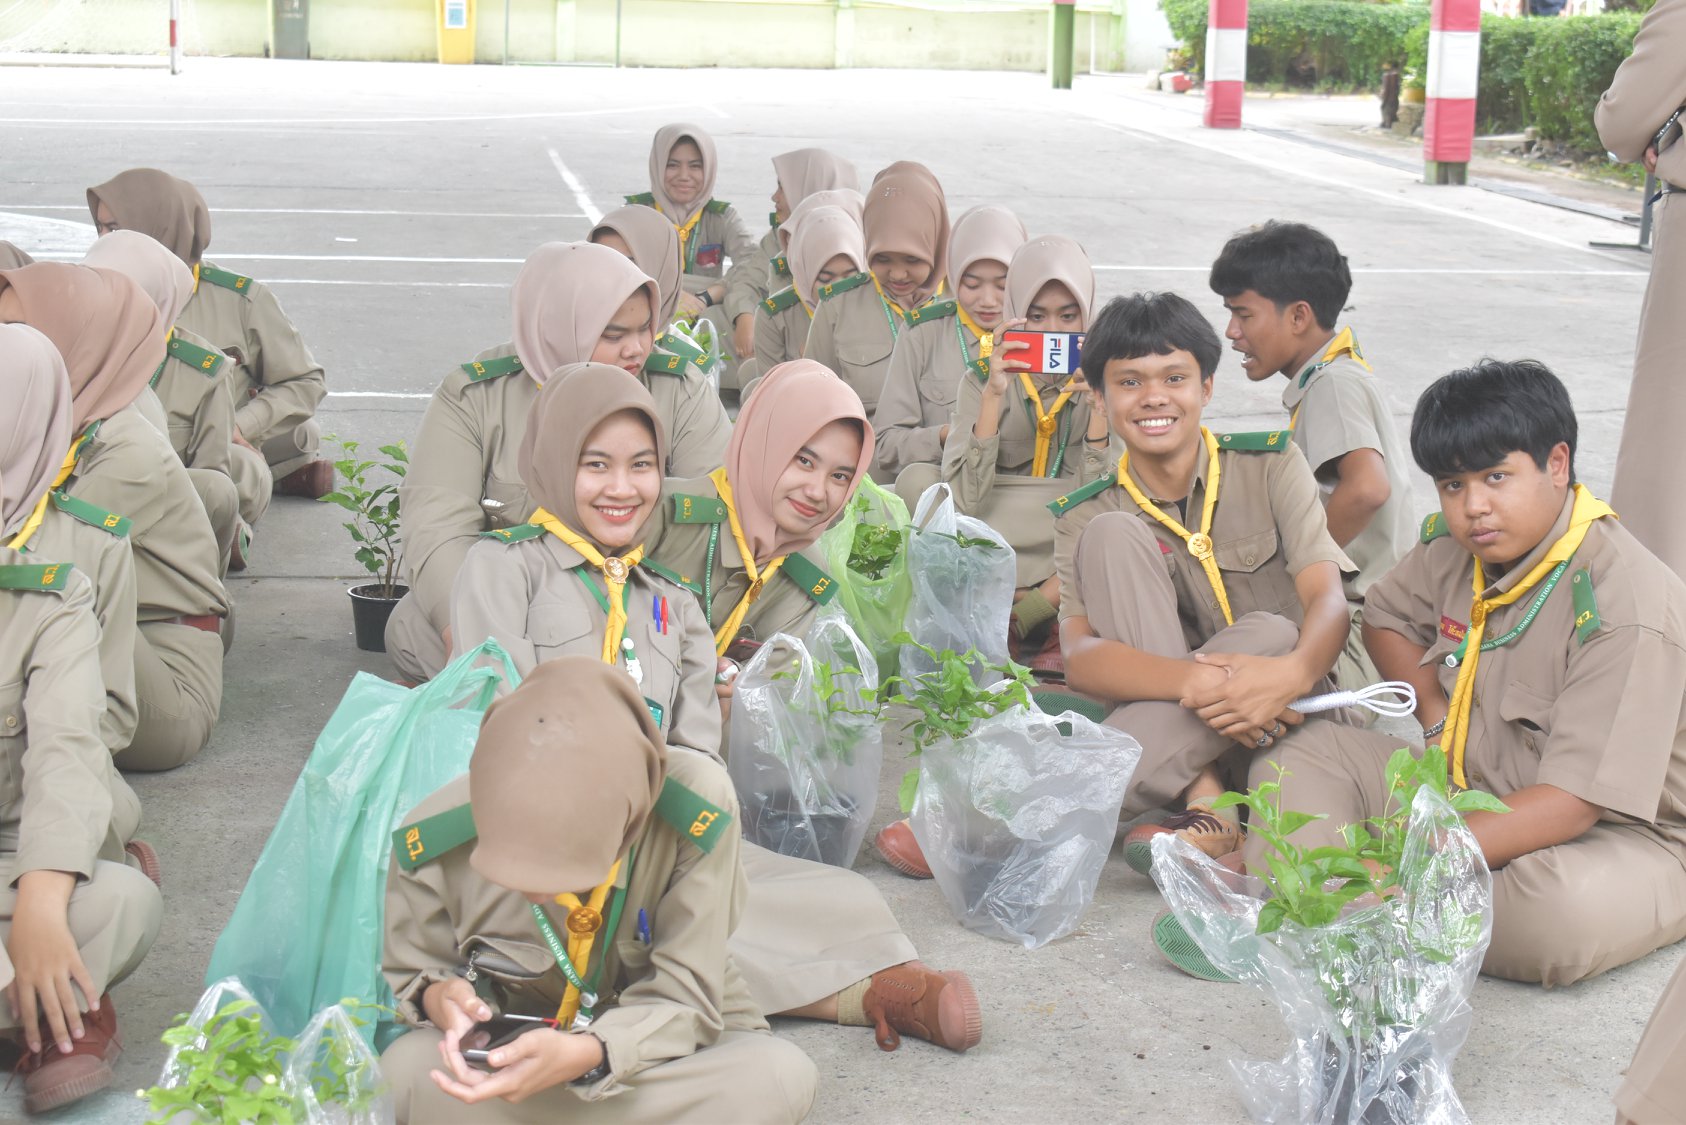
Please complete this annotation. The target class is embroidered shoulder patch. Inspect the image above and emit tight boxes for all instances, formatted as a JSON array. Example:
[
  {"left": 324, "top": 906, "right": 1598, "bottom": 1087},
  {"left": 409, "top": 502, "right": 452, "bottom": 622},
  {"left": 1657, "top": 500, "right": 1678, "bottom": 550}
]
[
  {"left": 1420, "top": 512, "right": 1450, "bottom": 544},
  {"left": 392, "top": 803, "right": 477, "bottom": 871},
  {"left": 198, "top": 264, "right": 253, "bottom": 296},
  {"left": 781, "top": 553, "right": 837, "bottom": 605},
  {"left": 1048, "top": 474, "right": 1115, "bottom": 516},
  {"left": 653, "top": 778, "right": 731, "bottom": 853},
  {"left": 0, "top": 563, "right": 74, "bottom": 592},
  {"left": 1216, "top": 430, "right": 1291, "bottom": 452},
  {"left": 816, "top": 272, "right": 872, "bottom": 303},
  {"left": 641, "top": 558, "right": 702, "bottom": 596},
  {"left": 671, "top": 493, "right": 727, "bottom": 525},
  {"left": 50, "top": 491, "right": 130, "bottom": 537},
  {"left": 481, "top": 523, "right": 547, "bottom": 543},
  {"left": 461, "top": 355, "right": 524, "bottom": 382},
  {"left": 1571, "top": 567, "right": 1601, "bottom": 644}
]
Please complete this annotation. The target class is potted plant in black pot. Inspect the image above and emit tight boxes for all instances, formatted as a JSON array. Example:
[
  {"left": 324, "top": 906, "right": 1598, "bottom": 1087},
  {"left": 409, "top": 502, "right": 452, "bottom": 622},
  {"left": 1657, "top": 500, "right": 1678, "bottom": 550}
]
[{"left": 320, "top": 435, "right": 407, "bottom": 652}]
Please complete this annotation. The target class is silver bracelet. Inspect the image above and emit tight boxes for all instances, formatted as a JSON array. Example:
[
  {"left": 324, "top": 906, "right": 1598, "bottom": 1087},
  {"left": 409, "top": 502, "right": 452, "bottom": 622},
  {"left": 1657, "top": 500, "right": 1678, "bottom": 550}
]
[{"left": 1422, "top": 718, "right": 1446, "bottom": 739}]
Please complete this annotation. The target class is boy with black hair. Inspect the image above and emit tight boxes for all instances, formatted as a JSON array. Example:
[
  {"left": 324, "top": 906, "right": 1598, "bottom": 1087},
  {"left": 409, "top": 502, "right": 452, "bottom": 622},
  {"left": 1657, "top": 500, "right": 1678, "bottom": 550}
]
[
  {"left": 1242, "top": 358, "right": 1686, "bottom": 986},
  {"left": 1210, "top": 221, "right": 1414, "bottom": 698},
  {"left": 1048, "top": 292, "right": 1354, "bottom": 878}
]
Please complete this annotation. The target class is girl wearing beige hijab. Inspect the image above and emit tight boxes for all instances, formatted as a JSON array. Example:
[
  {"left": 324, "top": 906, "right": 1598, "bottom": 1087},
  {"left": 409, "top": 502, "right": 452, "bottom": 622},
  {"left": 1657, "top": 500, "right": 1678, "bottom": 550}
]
[
  {"left": 0, "top": 261, "right": 230, "bottom": 772},
  {"left": 389, "top": 242, "right": 688, "bottom": 683},
  {"left": 0, "top": 242, "right": 34, "bottom": 269},
  {"left": 753, "top": 205, "right": 866, "bottom": 380},
  {"left": 874, "top": 204, "right": 1028, "bottom": 492},
  {"left": 804, "top": 161, "right": 952, "bottom": 419},
  {"left": 83, "top": 231, "right": 249, "bottom": 574}
]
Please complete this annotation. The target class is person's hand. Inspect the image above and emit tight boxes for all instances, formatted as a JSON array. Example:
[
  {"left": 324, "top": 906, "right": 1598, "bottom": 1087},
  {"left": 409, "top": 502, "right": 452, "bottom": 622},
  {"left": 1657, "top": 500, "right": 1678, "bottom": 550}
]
[
  {"left": 422, "top": 977, "right": 490, "bottom": 1047},
  {"left": 1183, "top": 652, "right": 1303, "bottom": 743},
  {"left": 231, "top": 426, "right": 258, "bottom": 453},
  {"left": 7, "top": 871, "right": 94, "bottom": 1056},
  {"left": 938, "top": 424, "right": 950, "bottom": 446},
  {"left": 431, "top": 1027, "right": 602, "bottom": 1105},
  {"left": 1645, "top": 145, "right": 1659, "bottom": 174},
  {"left": 676, "top": 291, "right": 706, "bottom": 318},
  {"left": 715, "top": 657, "right": 737, "bottom": 703},
  {"left": 732, "top": 314, "right": 755, "bottom": 360},
  {"left": 983, "top": 318, "right": 1030, "bottom": 399}
]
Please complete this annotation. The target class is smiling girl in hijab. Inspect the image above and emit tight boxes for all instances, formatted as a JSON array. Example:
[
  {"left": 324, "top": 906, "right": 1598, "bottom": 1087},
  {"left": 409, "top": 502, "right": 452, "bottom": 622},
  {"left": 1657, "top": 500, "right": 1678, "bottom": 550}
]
[
  {"left": 873, "top": 204, "right": 1028, "bottom": 493},
  {"left": 82, "top": 231, "right": 248, "bottom": 574},
  {"left": 0, "top": 261, "right": 230, "bottom": 772},
  {"left": 804, "top": 161, "right": 951, "bottom": 419},
  {"left": 753, "top": 204, "right": 866, "bottom": 383}
]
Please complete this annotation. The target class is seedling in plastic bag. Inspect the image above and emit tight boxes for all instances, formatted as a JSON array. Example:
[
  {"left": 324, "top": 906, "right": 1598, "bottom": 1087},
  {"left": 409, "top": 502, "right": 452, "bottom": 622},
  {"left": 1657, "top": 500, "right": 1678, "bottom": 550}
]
[
  {"left": 142, "top": 999, "right": 296, "bottom": 1124},
  {"left": 846, "top": 504, "right": 907, "bottom": 580}
]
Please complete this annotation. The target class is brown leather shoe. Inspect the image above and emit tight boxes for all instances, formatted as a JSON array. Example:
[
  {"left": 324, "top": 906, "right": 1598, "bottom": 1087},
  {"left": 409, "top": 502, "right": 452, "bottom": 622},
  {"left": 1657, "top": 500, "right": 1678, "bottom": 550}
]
[
  {"left": 873, "top": 819, "right": 933, "bottom": 879},
  {"left": 862, "top": 966, "right": 982, "bottom": 1053},
  {"left": 275, "top": 459, "right": 335, "bottom": 499},
  {"left": 124, "top": 840, "right": 162, "bottom": 888},
  {"left": 17, "top": 995, "right": 121, "bottom": 1113}
]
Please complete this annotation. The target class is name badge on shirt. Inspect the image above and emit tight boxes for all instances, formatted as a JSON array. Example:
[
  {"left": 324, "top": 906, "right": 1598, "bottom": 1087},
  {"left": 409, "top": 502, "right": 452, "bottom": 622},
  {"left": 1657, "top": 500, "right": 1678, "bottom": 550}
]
[
  {"left": 695, "top": 244, "right": 723, "bottom": 270},
  {"left": 1439, "top": 616, "right": 1467, "bottom": 643}
]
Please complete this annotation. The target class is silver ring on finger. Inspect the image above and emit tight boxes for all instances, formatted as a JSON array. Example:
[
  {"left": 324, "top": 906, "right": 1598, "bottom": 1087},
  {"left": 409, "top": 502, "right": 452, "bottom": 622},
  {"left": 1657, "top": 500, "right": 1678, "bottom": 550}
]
[
  {"left": 1255, "top": 733, "right": 1271, "bottom": 748},
  {"left": 1271, "top": 721, "right": 1285, "bottom": 738}
]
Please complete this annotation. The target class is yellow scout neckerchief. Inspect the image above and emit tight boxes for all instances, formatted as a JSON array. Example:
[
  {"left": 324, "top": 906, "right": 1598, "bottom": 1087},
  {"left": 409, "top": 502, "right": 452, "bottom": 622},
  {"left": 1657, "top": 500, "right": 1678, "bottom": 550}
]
[
  {"left": 1116, "top": 427, "right": 1232, "bottom": 625},
  {"left": 1442, "top": 484, "right": 1613, "bottom": 788},
  {"left": 1019, "top": 374, "right": 1083, "bottom": 478},
  {"left": 707, "top": 467, "right": 787, "bottom": 656},
  {"left": 955, "top": 304, "right": 995, "bottom": 361},
  {"left": 528, "top": 507, "right": 644, "bottom": 664},
  {"left": 870, "top": 275, "right": 945, "bottom": 341},
  {"left": 1289, "top": 327, "right": 1370, "bottom": 431},
  {"left": 6, "top": 434, "right": 90, "bottom": 551},
  {"left": 529, "top": 857, "right": 627, "bottom": 1030},
  {"left": 654, "top": 203, "right": 706, "bottom": 274},
  {"left": 191, "top": 262, "right": 200, "bottom": 292}
]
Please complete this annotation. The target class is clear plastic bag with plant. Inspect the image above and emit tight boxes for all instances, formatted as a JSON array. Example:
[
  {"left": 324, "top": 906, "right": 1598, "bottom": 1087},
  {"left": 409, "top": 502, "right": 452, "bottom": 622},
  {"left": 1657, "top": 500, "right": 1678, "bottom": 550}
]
[
  {"left": 817, "top": 478, "right": 912, "bottom": 676},
  {"left": 899, "top": 482, "right": 1016, "bottom": 682},
  {"left": 283, "top": 1002, "right": 394, "bottom": 1125},
  {"left": 728, "top": 611, "right": 882, "bottom": 868},
  {"left": 1151, "top": 748, "right": 1505, "bottom": 1124}
]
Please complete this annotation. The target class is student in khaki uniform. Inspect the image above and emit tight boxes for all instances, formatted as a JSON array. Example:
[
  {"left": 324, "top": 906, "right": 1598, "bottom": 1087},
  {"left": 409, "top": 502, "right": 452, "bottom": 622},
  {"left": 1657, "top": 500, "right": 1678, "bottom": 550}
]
[
  {"left": 804, "top": 162, "right": 951, "bottom": 420},
  {"left": 625, "top": 125, "right": 761, "bottom": 391},
  {"left": 450, "top": 364, "right": 983, "bottom": 1057},
  {"left": 1597, "top": 0, "right": 1686, "bottom": 579},
  {"left": 2, "top": 326, "right": 139, "bottom": 759},
  {"left": 874, "top": 204, "right": 1026, "bottom": 492},
  {"left": 723, "top": 148, "right": 860, "bottom": 378},
  {"left": 0, "top": 325, "right": 165, "bottom": 1113},
  {"left": 1210, "top": 221, "right": 1413, "bottom": 699},
  {"left": 82, "top": 231, "right": 248, "bottom": 574},
  {"left": 1047, "top": 293, "right": 1352, "bottom": 878},
  {"left": 386, "top": 242, "right": 726, "bottom": 683},
  {"left": 1617, "top": 959, "right": 1686, "bottom": 1124},
  {"left": 380, "top": 656, "right": 818, "bottom": 1124},
  {"left": 0, "top": 262, "right": 230, "bottom": 772},
  {"left": 752, "top": 203, "right": 864, "bottom": 388},
  {"left": 87, "top": 167, "right": 331, "bottom": 505},
  {"left": 1238, "top": 359, "right": 1686, "bottom": 987}
]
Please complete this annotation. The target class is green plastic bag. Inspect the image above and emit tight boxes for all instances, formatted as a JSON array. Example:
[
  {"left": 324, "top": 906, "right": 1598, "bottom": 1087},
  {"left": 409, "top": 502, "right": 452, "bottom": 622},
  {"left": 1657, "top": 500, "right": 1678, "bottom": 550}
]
[
  {"left": 204, "top": 640, "right": 520, "bottom": 1042},
  {"left": 819, "top": 478, "right": 912, "bottom": 677}
]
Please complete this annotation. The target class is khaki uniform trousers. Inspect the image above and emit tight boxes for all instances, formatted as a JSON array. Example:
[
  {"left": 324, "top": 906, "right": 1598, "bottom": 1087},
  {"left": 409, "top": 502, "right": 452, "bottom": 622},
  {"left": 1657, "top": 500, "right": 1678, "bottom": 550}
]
[
  {"left": 381, "top": 1027, "right": 817, "bottom": 1125},
  {"left": 384, "top": 594, "right": 446, "bottom": 684},
  {"left": 0, "top": 852, "right": 163, "bottom": 1028},
  {"left": 117, "top": 621, "right": 223, "bottom": 772},
  {"left": 893, "top": 461, "right": 941, "bottom": 511},
  {"left": 228, "top": 442, "right": 274, "bottom": 529},
  {"left": 261, "top": 419, "right": 322, "bottom": 483},
  {"left": 1249, "top": 721, "right": 1686, "bottom": 986},
  {"left": 1077, "top": 513, "right": 1309, "bottom": 818},
  {"left": 186, "top": 467, "right": 240, "bottom": 578},
  {"left": 1617, "top": 955, "right": 1686, "bottom": 1124}
]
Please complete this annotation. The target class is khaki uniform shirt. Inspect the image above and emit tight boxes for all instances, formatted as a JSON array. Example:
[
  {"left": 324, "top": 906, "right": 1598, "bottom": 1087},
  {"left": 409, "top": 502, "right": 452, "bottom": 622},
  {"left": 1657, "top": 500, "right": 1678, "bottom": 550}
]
[
  {"left": 175, "top": 262, "right": 326, "bottom": 447},
  {"left": 1364, "top": 496, "right": 1686, "bottom": 848},
  {"left": 383, "top": 750, "right": 764, "bottom": 1100},
  {"left": 0, "top": 551, "right": 122, "bottom": 879},
  {"left": 1053, "top": 439, "right": 1354, "bottom": 651},
  {"left": 65, "top": 406, "right": 228, "bottom": 622},
  {"left": 725, "top": 226, "right": 789, "bottom": 325},
  {"left": 803, "top": 280, "right": 910, "bottom": 417},
  {"left": 152, "top": 327, "right": 237, "bottom": 477},
  {"left": 400, "top": 344, "right": 731, "bottom": 635},
  {"left": 1282, "top": 351, "right": 1413, "bottom": 600},
  {"left": 626, "top": 199, "right": 761, "bottom": 312},
  {"left": 1596, "top": 0, "right": 1686, "bottom": 191},
  {"left": 450, "top": 531, "right": 722, "bottom": 758},
  {"left": 873, "top": 308, "right": 981, "bottom": 480},
  {"left": 643, "top": 475, "right": 836, "bottom": 648},
  {"left": 19, "top": 501, "right": 139, "bottom": 755},
  {"left": 752, "top": 289, "right": 810, "bottom": 376}
]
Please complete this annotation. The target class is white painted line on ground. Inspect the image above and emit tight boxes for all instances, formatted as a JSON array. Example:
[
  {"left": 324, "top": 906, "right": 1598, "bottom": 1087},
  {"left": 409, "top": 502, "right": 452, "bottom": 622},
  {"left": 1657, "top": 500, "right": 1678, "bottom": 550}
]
[
  {"left": 1, "top": 205, "right": 588, "bottom": 219},
  {"left": 547, "top": 147, "right": 602, "bottom": 225},
  {"left": 0, "top": 103, "right": 698, "bottom": 127},
  {"left": 327, "top": 391, "right": 435, "bottom": 400},
  {"left": 1093, "top": 265, "right": 1647, "bottom": 277},
  {"left": 32, "top": 251, "right": 522, "bottom": 264},
  {"left": 266, "top": 279, "right": 507, "bottom": 288}
]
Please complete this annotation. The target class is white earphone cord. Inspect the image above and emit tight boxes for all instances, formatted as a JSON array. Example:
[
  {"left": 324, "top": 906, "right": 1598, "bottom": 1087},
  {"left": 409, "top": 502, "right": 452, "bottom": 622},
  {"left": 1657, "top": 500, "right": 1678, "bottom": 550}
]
[{"left": 1288, "top": 681, "right": 1418, "bottom": 718}]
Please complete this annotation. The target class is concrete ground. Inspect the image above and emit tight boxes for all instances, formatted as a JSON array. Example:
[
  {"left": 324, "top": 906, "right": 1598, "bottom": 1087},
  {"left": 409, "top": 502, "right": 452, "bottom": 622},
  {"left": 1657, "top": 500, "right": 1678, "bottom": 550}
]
[{"left": 0, "top": 59, "right": 1671, "bottom": 1123}]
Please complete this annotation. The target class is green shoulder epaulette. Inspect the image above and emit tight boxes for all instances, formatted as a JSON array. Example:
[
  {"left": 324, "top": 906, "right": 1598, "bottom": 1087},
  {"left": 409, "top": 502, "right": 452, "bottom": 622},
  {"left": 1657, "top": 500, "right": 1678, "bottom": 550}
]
[
  {"left": 1420, "top": 512, "right": 1449, "bottom": 544},
  {"left": 905, "top": 299, "right": 957, "bottom": 328},
  {"left": 816, "top": 272, "right": 872, "bottom": 303},
  {"left": 641, "top": 558, "right": 702, "bottom": 596},
  {"left": 198, "top": 264, "right": 253, "bottom": 296},
  {"left": 1571, "top": 567, "right": 1601, "bottom": 644},
  {"left": 392, "top": 803, "right": 477, "bottom": 871},
  {"left": 482, "top": 523, "right": 547, "bottom": 543},
  {"left": 0, "top": 562, "right": 74, "bottom": 592},
  {"left": 762, "top": 286, "right": 802, "bottom": 316},
  {"left": 167, "top": 335, "right": 225, "bottom": 378},
  {"left": 704, "top": 199, "right": 729, "bottom": 215},
  {"left": 461, "top": 355, "right": 525, "bottom": 383},
  {"left": 1216, "top": 430, "right": 1292, "bottom": 452},
  {"left": 770, "top": 254, "right": 790, "bottom": 280},
  {"left": 646, "top": 332, "right": 706, "bottom": 377},
  {"left": 50, "top": 491, "right": 130, "bottom": 537},
  {"left": 653, "top": 777, "right": 731, "bottom": 853},
  {"left": 672, "top": 493, "right": 727, "bottom": 525},
  {"left": 625, "top": 192, "right": 656, "bottom": 206},
  {"left": 1048, "top": 473, "right": 1116, "bottom": 516},
  {"left": 781, "top": 553, "right": 837, "bottom": 606}
]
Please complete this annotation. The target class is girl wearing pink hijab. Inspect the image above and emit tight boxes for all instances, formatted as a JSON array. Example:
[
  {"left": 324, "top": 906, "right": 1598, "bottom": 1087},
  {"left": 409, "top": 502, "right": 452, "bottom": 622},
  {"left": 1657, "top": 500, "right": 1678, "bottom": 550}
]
[{"left": 804, "top": 161, "right": 952, "bottom": 420}]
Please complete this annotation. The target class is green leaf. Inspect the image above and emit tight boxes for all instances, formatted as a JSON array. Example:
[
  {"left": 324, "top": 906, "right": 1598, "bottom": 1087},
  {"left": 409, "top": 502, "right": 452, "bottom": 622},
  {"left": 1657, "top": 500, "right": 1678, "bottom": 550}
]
[
  {"left": 1273, "top": 809, "right": 1326, "bottom": 839},
  {"left": 1257, "top": 898, "right": 1288, "bottom": 934},
  {"left": 897, "top": 769, "right": 920, "bottom": 813},
  {"left": 1450, "top": 790, "right": 1510, "bottom": 815}
]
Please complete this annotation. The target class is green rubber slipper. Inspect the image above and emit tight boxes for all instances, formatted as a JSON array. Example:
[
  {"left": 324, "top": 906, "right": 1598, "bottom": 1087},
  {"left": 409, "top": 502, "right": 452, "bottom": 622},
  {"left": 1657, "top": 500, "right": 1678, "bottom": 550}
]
[{"left": 1152, "top": 910, "right": 1236, "bottom": 983}]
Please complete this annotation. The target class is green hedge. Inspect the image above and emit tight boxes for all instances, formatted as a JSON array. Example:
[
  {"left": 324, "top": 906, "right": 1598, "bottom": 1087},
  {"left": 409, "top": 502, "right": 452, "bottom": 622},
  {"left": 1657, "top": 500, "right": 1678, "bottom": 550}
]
[{"left": 1162, "top": 0, "right": 1426, "bottom": 89}]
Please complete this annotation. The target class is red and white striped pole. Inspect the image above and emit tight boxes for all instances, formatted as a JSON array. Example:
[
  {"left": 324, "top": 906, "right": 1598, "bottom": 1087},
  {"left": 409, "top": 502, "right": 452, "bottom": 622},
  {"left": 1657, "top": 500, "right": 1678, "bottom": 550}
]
[
  {"left": 1423, "top": 0, "right": 1480, "bottom": 184},
  {"left": 1203, "top": 0, "right": 1247, "bottom": 129},
  {"left": 169, "top": 0, "right": 182, "bottom": 75}
]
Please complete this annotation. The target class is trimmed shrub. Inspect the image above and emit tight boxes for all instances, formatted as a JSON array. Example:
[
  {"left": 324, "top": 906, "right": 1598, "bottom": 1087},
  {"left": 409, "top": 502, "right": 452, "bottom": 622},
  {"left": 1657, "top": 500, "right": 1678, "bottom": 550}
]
[{"left": 1163, "top": 0, "right": 1426, "bottom": 90}]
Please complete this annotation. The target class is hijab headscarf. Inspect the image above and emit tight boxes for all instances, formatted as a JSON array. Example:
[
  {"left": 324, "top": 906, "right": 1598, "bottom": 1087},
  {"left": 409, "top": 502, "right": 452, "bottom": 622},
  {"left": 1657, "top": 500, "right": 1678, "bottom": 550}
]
[
  {"left": 0, "top": 262, "right": 166, "bottom": 428},
  {"left": 771, "top": 149, "right": 860, "bottom": 213},
  {"left": 0, "top": 243, "right": 34, "bottom": 269},
  {"left": 1004, "top": 235, "right": 1096, "bottom": 331},
  {"left": 517, "top": 362, "right": 668, "bottom": 553},
  {"left": 780, "top": 188, "right": 866, "bottom": 250},
  {"left": 510, "top": 242, "right": 659, "bottom": 386},
  {"left": 590, "top": 206, "right": 682, "bottom": 328},
  {"left": 82, "top": 230, "right": 195, "bottom": 327},
  {"left": 0, "top": 324, "right": 74, "bottom": 539},
  {"left": 787, "top": 206, "right": 865, "bottom": 309},
  {"left": 85, "top": 168, "right": 212, "bottom": 267},
  {"left": 647, "top": 124, "right": 718, "bottom": 229},
  {"left": 863, "top": 161, "right": 951, "bottom": 307},
  {"left": 948, "top": 205, "right": 1028, "bottom": 293},
  {"left": 724, "top": 359, "right": 873, "bottom": 564}
]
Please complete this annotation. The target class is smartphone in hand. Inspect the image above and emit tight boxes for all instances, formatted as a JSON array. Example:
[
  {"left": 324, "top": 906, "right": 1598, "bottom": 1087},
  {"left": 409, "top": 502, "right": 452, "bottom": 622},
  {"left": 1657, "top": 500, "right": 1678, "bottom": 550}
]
[
  {"left": 999, "top": 330, "right": 1085, "bottom": 375},
  {"left": 461, "top": 1014, "right": 551, "bottom": 1067}
]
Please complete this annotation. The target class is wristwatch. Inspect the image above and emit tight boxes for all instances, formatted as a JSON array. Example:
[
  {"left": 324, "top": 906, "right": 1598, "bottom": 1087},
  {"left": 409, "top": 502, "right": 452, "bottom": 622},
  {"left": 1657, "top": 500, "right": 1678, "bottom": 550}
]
[{"left": 571, "top": 1034, "right": 610, "bottom": 1086}]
